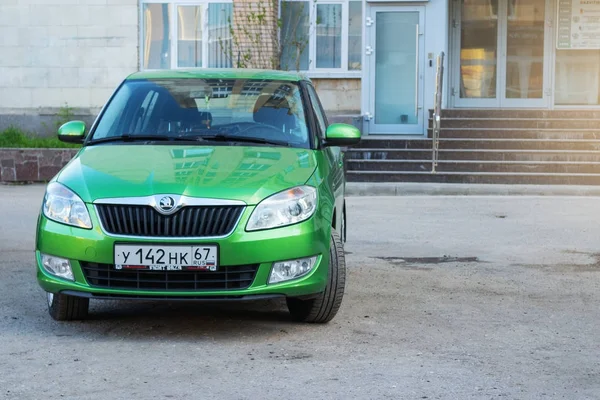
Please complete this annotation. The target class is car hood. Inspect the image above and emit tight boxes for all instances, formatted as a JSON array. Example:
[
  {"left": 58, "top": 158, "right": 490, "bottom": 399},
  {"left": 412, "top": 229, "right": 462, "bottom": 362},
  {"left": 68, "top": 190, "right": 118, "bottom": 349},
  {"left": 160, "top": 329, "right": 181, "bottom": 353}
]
[{"left": 57, "top": 145, "right": 317, "bottom": 205}]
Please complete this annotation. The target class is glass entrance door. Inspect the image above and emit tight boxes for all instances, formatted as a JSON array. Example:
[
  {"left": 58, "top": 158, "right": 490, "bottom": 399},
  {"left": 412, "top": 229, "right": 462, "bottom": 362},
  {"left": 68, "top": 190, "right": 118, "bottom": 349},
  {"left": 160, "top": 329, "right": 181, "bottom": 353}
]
[
  {"left": 503, "top": 0, "right": 546, "bottom": 106},
  {"left": 366, "top": 7, "right": 425, "bottom": 134},
  {"left": 454, "top": 0, "right": 549, "bottom": 108}
]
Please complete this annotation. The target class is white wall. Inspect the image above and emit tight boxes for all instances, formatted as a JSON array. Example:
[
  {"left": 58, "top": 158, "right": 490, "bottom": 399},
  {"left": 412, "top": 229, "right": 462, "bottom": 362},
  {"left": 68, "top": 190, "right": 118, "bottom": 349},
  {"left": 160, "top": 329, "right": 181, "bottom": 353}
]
[
  {"left": 422, "top": 0, "right": 449, "bottom": 110},
  {"left": 313, "top": 78, "right": 361, "bottom": 112},
  {"left": 0, "top": 0, "right": 139, "bottom": 114}
]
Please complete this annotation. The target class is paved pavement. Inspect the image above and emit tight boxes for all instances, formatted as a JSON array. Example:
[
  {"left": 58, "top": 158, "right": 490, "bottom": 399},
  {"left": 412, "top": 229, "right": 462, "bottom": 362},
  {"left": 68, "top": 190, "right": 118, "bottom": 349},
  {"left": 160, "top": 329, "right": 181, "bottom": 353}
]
[{"left": 1, "top": 184, "right": 600, "bottom": 399}]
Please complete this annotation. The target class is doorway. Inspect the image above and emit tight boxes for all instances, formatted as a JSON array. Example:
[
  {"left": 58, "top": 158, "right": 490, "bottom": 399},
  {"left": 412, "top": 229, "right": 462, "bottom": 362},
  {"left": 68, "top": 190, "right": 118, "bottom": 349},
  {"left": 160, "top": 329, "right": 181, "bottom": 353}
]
[
  {"left": 452, "top": 0, "right": 551, "bottom": 108},
  {"left": 364, "top": 6, "right": 425, "bottom": 134}
]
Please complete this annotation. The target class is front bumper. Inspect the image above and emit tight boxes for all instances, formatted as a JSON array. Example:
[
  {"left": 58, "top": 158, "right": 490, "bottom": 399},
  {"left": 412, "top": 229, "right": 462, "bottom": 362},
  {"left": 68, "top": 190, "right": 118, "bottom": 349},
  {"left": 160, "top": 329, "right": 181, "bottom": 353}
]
[{"left": 36, "top": 206, "right": 331, "bottom": 299}]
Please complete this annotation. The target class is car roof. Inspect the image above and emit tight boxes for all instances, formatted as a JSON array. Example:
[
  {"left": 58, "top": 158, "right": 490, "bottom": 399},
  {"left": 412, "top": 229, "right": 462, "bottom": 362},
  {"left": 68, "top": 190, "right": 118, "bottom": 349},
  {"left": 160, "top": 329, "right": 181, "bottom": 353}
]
[{"left": 127, "top": 68, "right": 308, "bottom": 83}]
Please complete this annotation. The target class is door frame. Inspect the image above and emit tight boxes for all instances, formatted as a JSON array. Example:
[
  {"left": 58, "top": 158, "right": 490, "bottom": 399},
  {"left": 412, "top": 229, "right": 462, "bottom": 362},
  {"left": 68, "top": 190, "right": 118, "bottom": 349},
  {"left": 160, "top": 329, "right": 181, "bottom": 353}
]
[
  {"left": 450, "top": 0, "right": 552, "bottom": 108},
  {"left": 363, "top": 5, "right": 426, "bottom": 135}
]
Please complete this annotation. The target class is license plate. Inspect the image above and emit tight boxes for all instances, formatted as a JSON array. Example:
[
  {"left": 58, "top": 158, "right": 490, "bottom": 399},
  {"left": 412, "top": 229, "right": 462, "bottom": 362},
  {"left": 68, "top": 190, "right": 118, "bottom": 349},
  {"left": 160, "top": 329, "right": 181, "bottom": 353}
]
[{"left": 114, "top": 244, "right": 218, "bottom": 271}]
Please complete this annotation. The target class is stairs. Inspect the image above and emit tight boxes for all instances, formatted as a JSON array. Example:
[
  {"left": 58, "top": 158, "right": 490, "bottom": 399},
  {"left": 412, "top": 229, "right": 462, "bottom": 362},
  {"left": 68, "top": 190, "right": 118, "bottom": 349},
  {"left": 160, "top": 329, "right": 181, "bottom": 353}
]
[{"left": 346, "top": 109, "right": 600, "bottom": 185}]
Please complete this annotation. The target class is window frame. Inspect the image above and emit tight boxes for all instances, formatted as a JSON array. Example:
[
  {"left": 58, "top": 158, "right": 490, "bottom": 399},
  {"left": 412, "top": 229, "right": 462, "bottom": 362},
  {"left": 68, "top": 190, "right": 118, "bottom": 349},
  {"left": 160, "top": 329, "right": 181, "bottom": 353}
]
[
  {"left": 139, "top": 0, "right": 362, "bottom": 77},
  {"left": 281, "top": 0, "right": 362, "bottom": 78},
  {"left": 139, "top": 0, "right": 234, "bottom": 70}
]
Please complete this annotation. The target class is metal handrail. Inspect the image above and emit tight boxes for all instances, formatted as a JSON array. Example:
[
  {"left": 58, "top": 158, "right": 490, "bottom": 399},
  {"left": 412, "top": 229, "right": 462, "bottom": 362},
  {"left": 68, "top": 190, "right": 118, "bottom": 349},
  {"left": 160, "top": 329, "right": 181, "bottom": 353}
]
[{"left": 432, "top": 52, "right": 445, "bottom": 173}]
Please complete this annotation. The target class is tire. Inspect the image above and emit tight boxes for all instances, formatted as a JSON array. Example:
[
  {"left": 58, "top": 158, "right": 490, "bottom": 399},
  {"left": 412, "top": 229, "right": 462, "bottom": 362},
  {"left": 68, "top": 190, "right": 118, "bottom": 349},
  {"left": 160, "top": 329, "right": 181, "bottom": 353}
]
[
  {"left": 47, "top": 292, "right": 89, "bottom": 321},
  {"left": 287, "top": 230, "right": 346, "bottom": 323}
]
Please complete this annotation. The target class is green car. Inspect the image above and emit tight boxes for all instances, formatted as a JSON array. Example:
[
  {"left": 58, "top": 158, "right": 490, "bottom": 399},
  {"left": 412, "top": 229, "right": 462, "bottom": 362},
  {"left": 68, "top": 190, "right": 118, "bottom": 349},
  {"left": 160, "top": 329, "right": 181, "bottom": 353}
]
[{"left": 36, "top": 69, "right": 361, "bottom": 323}]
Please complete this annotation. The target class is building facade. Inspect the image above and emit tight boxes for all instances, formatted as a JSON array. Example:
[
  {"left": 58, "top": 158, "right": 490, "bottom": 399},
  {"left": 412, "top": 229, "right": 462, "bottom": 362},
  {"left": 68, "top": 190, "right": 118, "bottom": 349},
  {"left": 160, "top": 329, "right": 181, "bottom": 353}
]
[{"left": 0, "top": 0, "right": 598, "bottom": 136}]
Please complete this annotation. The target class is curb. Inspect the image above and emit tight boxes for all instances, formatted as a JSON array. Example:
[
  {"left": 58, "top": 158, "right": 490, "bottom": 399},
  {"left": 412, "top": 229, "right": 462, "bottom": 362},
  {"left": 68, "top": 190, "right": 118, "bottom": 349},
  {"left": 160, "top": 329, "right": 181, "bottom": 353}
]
[{"left": 346, "top": 182, "right": 600, "bottom": 196}]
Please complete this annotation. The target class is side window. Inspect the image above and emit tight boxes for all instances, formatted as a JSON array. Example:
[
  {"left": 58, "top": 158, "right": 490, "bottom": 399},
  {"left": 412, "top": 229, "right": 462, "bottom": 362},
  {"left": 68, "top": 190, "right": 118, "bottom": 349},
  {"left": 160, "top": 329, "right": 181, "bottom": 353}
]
[{"left": 306, "top": 85, "right": 328, "bottom": 138}]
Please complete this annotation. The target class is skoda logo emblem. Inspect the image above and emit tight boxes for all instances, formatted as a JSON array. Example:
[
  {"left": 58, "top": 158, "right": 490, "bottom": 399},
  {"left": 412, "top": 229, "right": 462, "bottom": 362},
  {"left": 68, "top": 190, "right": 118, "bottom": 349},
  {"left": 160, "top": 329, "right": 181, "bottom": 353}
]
[{"left": 158, "top": 196, "right": 176, "bottom": 212}]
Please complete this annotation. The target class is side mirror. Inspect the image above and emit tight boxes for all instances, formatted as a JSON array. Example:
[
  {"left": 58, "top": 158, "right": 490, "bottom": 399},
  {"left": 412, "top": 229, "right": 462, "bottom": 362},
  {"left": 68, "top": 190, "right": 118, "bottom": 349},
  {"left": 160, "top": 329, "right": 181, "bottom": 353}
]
[
  {"left": 58, "top": 121, "right": 86, "bottom": 144},
  {"left": 323, "top": 123, "right": 361, "bottom": 147}
]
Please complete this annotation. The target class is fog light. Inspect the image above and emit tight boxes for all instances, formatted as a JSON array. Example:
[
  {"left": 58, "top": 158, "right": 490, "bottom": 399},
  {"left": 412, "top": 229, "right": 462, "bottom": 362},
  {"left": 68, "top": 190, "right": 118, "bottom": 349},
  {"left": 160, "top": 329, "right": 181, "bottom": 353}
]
[
  {"left": 40, "top": 254, "right": 74, "bottom": 281},
  {"left": 269, "top": 256, "right": 317, "bottom": 284}
]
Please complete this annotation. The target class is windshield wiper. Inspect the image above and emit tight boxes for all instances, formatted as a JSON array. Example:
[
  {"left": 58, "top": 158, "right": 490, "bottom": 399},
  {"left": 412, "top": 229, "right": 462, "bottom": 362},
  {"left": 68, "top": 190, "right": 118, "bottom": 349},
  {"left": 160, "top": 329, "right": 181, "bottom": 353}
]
[
  {"left": 87, "top": 134, "right": 204, "bottom": 145},
  {"left": 199, "top": 134, "right": 291, "bottom": 147},
  {"left": 87, "top": 133, "right": 292, "bottom": 147}
]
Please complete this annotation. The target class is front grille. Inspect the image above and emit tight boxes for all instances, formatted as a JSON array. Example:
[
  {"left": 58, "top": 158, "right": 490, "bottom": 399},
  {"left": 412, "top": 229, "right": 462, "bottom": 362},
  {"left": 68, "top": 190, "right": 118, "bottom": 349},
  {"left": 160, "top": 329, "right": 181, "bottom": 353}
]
[
  {"left": 81, "top": 262, "right": 259, "bottom": 291},
  {"left": 96, "top": 205, "right": 244, "bottom": 237}
]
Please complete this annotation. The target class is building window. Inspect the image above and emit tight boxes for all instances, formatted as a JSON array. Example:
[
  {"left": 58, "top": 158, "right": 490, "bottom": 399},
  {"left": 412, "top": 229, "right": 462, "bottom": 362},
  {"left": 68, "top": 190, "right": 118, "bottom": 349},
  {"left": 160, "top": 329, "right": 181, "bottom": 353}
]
[
  {"left": 555, "top": 50, "right": 600, "bottom": 105},
  {"left": 142, "top": 1, "right": 233, "bottom": 69},
  {"left": 281, "top": 0, "right": 362, "bottom": 74},
  {"left": 177, "top": 6, "right": 203, "bottom": 68},
  {"left": 316, "top": 4, "right": 342, "bottom": 68},
  {"left": 280, "top": 2, "right": 310, "bottom": 71},
  {"left": 143, "top": 4, "right": 171, "bottom": 69},
  {"left": 141, "top": 0, "right": 362, "bottom": 75},
  {"left": 347, "top": 0, "right": 361, "bottom": 71}
]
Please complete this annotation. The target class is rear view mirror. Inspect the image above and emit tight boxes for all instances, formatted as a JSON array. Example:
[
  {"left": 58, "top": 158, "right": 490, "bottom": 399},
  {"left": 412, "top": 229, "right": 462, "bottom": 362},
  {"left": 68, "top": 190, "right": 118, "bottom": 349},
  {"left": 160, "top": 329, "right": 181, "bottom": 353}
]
[
  {"left": 324, "top": 123, "right": 361, "bottom": 147},
  {"left": 58, "top": 121, "right": 86, "bottom": 143}
]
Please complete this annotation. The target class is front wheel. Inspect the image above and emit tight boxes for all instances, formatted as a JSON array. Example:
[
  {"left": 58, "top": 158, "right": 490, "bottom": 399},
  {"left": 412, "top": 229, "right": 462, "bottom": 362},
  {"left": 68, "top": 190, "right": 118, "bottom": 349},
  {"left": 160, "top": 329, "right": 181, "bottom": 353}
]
[
  {"left": 47, "top": 292, "right": 89, "bottom": 321},
  {"left": 287, "top": 230, "right": 346, "bottom": 323}
]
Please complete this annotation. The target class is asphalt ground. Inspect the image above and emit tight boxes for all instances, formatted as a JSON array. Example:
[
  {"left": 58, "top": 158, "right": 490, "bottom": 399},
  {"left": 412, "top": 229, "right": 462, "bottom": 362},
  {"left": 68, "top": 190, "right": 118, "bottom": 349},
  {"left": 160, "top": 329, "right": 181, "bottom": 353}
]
[{"left": 1, "top": 184, "right": 599, "bottom": 399}]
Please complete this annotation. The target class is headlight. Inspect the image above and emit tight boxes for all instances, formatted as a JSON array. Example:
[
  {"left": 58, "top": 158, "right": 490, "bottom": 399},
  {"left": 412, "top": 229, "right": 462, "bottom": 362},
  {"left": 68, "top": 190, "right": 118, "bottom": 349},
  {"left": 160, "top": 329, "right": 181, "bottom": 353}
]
[
  {"left": 43, "top": 182, "right": 92, "bottom": 229},
  {"left": 246, "top": 186, "right": 317, "bottom": 231}
]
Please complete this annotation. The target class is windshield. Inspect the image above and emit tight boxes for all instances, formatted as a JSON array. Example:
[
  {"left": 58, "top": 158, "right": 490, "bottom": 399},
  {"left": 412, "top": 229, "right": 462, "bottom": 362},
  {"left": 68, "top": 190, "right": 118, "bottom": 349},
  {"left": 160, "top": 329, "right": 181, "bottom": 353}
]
[{"left": 90, "top": 78, "right": 310, "bottom": 148}]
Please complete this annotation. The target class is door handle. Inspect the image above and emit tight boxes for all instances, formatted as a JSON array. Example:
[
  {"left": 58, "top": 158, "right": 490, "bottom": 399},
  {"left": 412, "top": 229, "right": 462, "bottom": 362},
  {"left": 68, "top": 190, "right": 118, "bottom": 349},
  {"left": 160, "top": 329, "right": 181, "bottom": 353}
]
[{"left": 415, "top": 24, "right": 419, "bottom": 118}]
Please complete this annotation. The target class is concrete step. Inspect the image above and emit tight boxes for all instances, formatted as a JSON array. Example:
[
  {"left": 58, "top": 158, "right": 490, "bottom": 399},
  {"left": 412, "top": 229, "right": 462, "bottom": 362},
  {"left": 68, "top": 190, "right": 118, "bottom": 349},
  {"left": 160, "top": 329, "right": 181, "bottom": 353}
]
[
  {"left": 438, "top": 138, "right": 600, "bottom": 151},
  {"left": 354, "top": 126, "right": 600, "bottom": 184},
  {"left": 426, "top": 128, "right": 600, "bottom": 140},
  {"left": 357, "top": 138, "right": 432, "bottom": 149},
  {"left": 346, "top": 148, "right": 600, "bottom": 162},
  {"left": 429, "top": 109, "right": 600, "bottom": 119},
  {"left": 347, "top": 159, "right": 600, "bottom": 174},
  {"left": 347, "top": 170, "right": 600, "bottom": 185},
  {"left": 434, "top": 118, "right": 600, "bottom": 130},
  {"left": 347, "top": 148, "right": 433, "bottom": 160},
  {"left": 357, "top": 138, "right": 600, "bottom": 151}
]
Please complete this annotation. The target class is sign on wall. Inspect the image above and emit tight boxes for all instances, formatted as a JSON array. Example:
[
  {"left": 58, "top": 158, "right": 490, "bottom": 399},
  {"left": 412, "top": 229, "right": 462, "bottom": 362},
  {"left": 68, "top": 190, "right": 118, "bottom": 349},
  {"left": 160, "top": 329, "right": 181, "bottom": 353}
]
[{"left": 557, "top": 0, "right": 600, "bottom": 49}]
